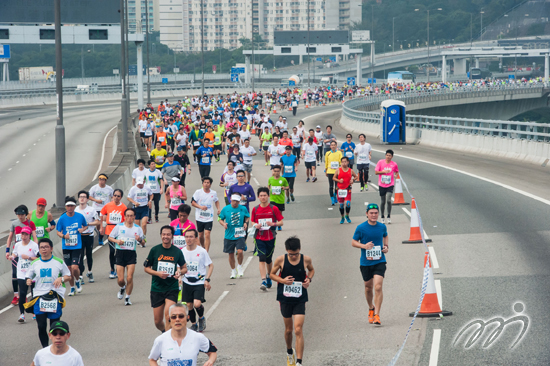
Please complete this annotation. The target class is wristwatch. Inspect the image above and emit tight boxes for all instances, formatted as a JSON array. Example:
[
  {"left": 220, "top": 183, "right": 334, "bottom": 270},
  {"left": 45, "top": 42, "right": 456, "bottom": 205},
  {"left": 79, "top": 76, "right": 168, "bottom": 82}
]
[{"left": 205, "top": 278, "right": 211, "bottom": 282}]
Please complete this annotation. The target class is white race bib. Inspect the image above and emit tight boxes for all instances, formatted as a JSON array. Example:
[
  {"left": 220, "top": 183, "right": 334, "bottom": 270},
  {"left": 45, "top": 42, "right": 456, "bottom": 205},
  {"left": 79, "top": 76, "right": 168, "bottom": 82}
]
[
  {"left": 345, "top": 151, "right": 353, "bottom": 158},
  {"left": 215, "top": 137, "right": 220, "bottom": 143},
  {"left": 284, "top": 166, "right": 293, "bottom": 174},
  {"left": 258, "top": 218, "right": 272, "bottom": 230},
  {"left": 159, "top": 136, "right": 165, "bottom": 142},
  {"left": 20, "top": 259, "right": 31, "bottom": 272},
  {"left": 366, "top": 246, "right": 382, "bottom": 261},
  {"left": 171, "top": 197, "right": 182, "bottom": 206},
  {"left": 66, "top": 234, "right": 78, "bottom": 246},
  {"left": 39, "top": 298, "right": 58, "bottom": 313},
  {"left": 199, "top": 210, "right": 211, "bottom": 220},
  {"left": 306, "top": 151, "right": 315, "bottom": 159},
  {"left": 381, "top": 175, "right": 392, "bottom": 185},
  {"left": 271, "top": 186, "right": 282, "bottom": 195},
  {"left": 109, "top": 212, "right": 122, "bottom": 224},
  {"left": 283, "top": 282, "right": 303, "bottom": 298},
  {"left": 36, "top": 226, "right": 45, "bottom": 238},
  {"left": 357, "top": 154, "right": 368, "bottom": 164},
  {"left": 194, "top": 141, "right": 200, "bottom": 146},
  {"left": 201, "top": 157, "right": 210, "bottom": 164},
  {"left": 157, "top": 261, "right": 175, "bottom": 276},
  {"left": 148, "top": 182, "right": 158, "bottom": 191},
  {"left": 173, "top": 235, "right": 186, "bottom": 249},
  {"left": 338, "top": 189, "right": 348, "bottom": 198},
  {"left": 234, "top": 227, "right": 246, "bottom": 238},
  {"left": 120, "top": 237, "right": 136, "bottom": 250},
  {"left": 187, "top": 261, "right": 199, "bottom": 277},
  {"left": 15, "top": 234, "right": 22, "bottom": 242},
  {"left": 330, "top": 161, "right": 339, "bottom": 169}
]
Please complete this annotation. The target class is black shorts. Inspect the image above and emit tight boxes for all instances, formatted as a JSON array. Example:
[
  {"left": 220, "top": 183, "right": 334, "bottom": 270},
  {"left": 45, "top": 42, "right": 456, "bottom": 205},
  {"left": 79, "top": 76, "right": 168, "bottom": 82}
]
[
  {"left": 213, "top": 144, "right": 222, "bottom": 152},
  {"left": 280, "top": 302, "right": 306, "bottom": 318},
  {"left": 116, "top": 250, "right": 137, "bottom": 267},
  {"left": 285, "top": 177, "right": 295, "bottom": 190},
  {"left": 305, "top": 161, "right": 315, "bottom": 169},
  {"left": 181, "top": 282, "right": 206, "bottom": 303},
  {"left": 223, "top": 238, "right": 246, "bottom": 253},
  {"left": 255, "top": 239, "right": 275, "bottom": 263},
  {"left": 197, "top": 221, "right": 213, "bottom": 232},
  {"left": 62, "top": 249, "right": 81, "bottom": 267},
  {"left": 140, "top": 132, "right": 146, "bottom": 138},
  {"left": 262, "top": 146, "right": 268, "bottom": 151},
  {"left": 150, "top": 289, "right": 179, "bottom": 308},
  {"left": 178, "top": 145, "right": 188, "bottom": 152},
  {"left": 134, "top": 205, "right": 149, "bottom": 220},
  {"left": 360, "top": 263, "right": 387, "bottom": 282},
  {"left": 379, "top": 186, "right": 394, "bottom": 197},
  {"left": 293, "top": 147, "right": 301, "bottom": 156},
  {"left": 271, "top": 201, "right": 285, "bottom": 212},
  {"left": 357, "top": 164, "right": 369, "bottom": 171}
]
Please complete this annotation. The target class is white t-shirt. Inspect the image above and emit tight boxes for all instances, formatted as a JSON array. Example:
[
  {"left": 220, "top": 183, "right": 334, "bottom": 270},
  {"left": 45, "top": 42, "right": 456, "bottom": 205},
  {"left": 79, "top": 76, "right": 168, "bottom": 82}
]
[
  {"left": 109, "top": 223, "right": 144, "bottom": 251},
  {"left": 182, "top": 246, "right": 212, "bottom": 285},
  {"left": 75, "top": 206, "right": 98, "bottom": 235},
  {"left": 238, "top": 130, "right": 251, "bottom": 141},
  {"left": 240, "top": 146, "right": 256, "bottom": 164},
  {"left": 26, "top": 256, "right": 71, "bottom": 298},
  {"left": 145, "top": 169, "right": 164, "bottom": 194},
  {"left": 302, "top": 143, "right": 318, "bottom": 162},
  {"left": 132, "top": 168, "right": 148, "bottom": 183},
  {"left": 192, "top": 189, "right": 219, "bottom": 223},
  {"left": 355, "top": 143, "right": 372, "bottom": 165},
  {"left": 291, "top": 133, "right": 302, "bottom": 147},
  {"left": 176, "top": 133, "right": 188, "bottom": 146},
  {"left": 276, "top": 121, "right": 288, "bottom": 131},
  {"left": 89, "top": 184, "right": 114, "bottom": 211},
  {"left": 260, "top": 122, "right": 272, "bottom": 133},
  {"left": 314, "top": 131, "right": 323, "bottom": 147},
  {"left": 268, "top": 144, "right": 285, "bottom": 165},
  {"left": 148, "top": 329, "right": 212, "bottom": 366},
  {"left": 139, "top": 119, "right": 148, "bottom": 133},
  {"left": 12, "top": 241, "right": 39, "bottom": 279},
  {"left": 33, "top": 345, "right": 84, "bottom": 366},
  {"left": 128, "top": 185, "right": 153, "bottom": 207}
]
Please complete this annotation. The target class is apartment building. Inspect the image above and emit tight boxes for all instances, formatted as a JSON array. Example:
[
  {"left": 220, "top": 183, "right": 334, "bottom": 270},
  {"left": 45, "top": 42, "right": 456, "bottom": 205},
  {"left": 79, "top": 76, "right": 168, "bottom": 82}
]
[
  {"left": 128, "top": 0, "right": 160, "bottom": 34},
  {"left": 159, "top": 0, "right": 361, "bottom": 52}
]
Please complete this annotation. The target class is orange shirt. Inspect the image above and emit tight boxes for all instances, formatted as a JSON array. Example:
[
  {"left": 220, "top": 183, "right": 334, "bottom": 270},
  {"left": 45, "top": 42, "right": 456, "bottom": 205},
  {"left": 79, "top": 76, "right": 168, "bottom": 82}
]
[
  {"left": 100, "top": 202, "right": 128, "bottom": 235},
  {"left": 204, "top": 132, "right": 215, "bottom": 148},
  {"left": 279, "top": 138, "right": 294, "bottom": 147},
  {"left": 156, "top": 131, "right": 168, "bottom": 147}
]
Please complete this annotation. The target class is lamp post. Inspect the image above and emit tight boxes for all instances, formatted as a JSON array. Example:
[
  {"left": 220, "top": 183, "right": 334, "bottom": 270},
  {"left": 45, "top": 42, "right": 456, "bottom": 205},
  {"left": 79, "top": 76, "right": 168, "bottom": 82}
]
[
  {"left": 201, "top": 0, "right": 205, "bottom": 96},
  {"left": 145, "top": 4, "right": 151, "bottom": 104},
  {"left": 480, "top": 9, "right": 484, "bottom": 42},
  {"left": 392, "top": 17, "right": 395, "bottom": 52},
  {"left": 120, "top": 0, "right": 128, "bottom": 153},
  {"left": 307, "top": 0, "right": 310, "bottom": 88},
  {"left": 415, "top": 7, "right": 442, "bottom": 83},
  {"left": 54, "top": 0, "right": 66, "bottom": 208}
]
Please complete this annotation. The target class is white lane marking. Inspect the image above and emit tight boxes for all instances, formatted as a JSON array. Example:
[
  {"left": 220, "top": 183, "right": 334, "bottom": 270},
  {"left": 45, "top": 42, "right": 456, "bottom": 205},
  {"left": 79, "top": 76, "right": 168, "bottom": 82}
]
[
  {"left": 92, "top": 244, "right": 103, "bottom": 254},
  {"left": 92, "top": 125, "right": 118, "bottom": 181},
  {"left": 241, "top": 255, "right": 253, "bottom": 275},
  {"left": 370, "top": 183, "right": 379, "bottom": 190},
  {"left": 253, "top": 177, "right": 260, "bottom": 186},
  {"left": 435, "top": 279, "right": 442, "bottom": 310},
  {"left": 22, "top": 154, "right": 25, "bottom": 157},
  {"left": 16, "top": 161, "right": 19, "bottom": 164},
  {"left": 8, "top": 168, "right": 12, "bottom": 171},
  {"left": 428, "top": 246, "right": 440, "bottom": 269},
  {"left": 0, "top": 304, "right": 14, "bottom": 315},
  {"left": 205, "top": 290, "right": 230, "bottom": 320},
  {"left": 429, "top": 329, "right": 442, "bottom": 366},
  {"left": 401, "top": 207, "right": 430, "bottom": 240}
]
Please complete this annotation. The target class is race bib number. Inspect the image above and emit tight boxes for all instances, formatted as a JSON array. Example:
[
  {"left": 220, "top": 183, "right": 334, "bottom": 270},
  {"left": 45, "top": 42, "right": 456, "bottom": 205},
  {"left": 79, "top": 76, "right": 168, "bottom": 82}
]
[
  {"left": 381, "top": 175, "right": 392, "bottom": 185},
  {"left": 159, "top": 136, "right": 165, "bottom": 142},
  {"left": 194, "top": 141, "right": 200, "bottom": 147},
  {"left": 173, "top": 236, "right": 186, "bottom": 249},
  {"left": 109, "top": 212, "right": 122, "bottom": 224},
  {"left": 201, "top": 157, "right": 210, "bottom": 164},
  {"left": 156, "top": 156, "right": 164, "bottom": 163},
  {"left": 215, "top": 137, "right": 220, "bottom": 143},
  {"left": 271, "top": 186, "right": 281, "bottom": 195},
  {"left": 239, "top": 199, "right": 247, "bottom": 206},
  {"left": 234, "top": 227, "right": 246, "bottom": 238},
  {"left": 148, "top": 182, "right": 158, "bottom": 191},
  {"left": 284, "top": 166, "right": 293, "bottom": 174},
  {"left": 20, "top": 259, "right": 31, "bottom": 272},
  {"left": 39, "top": 298, "right": 58, "bottom": 313},
  {"left": 258, "top": 218, "right": 272, "bottom": 230},
  {"left": 15, "top": 234, "right": 21, "bottom": 242},
  {"left": 171, "top": 197, "right": 182, "bottom": 206},
  {"left": 283, "top": 282, "right": 303, "bottom": 298},
  {"left": 366, "top": 246, "right": 382, "bottom": 261},
  {"left": 66, "top": 234, "right": 78, "bottom": 246},
  {"left": 306, "top": 151, "right": 315, "bottom": 159},
  {"left": 120, "top": 237, "right": 136, "bottom": 250},
  {"left": 358, "top": 154, "right": 368, "bottom": 163},
  {"left": 36, "top": 226, "right": 45, "bottom": 238},
  {"left": 338, "top": 189, "right": 348, "bottom": 198},
  {"left": 187, "top": 261, "right": 199, "bottom": 277},
  {"left": 330, "top": 161, "right": 339, "bottom": 169},
  {"left": 345, "top": 151, "right": 353, "bottom": 158},
  {"left": 199, "top": 210, "right": 211, "bottom": 220},
  {"left": 157, "top": 261, "right": 175, "bottom": 276}
]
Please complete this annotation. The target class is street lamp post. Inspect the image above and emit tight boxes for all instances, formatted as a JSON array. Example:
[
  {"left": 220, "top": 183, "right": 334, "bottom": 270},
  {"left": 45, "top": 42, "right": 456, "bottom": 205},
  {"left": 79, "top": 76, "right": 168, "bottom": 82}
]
[
  {"left": 392, "top": 17, "right": 395, "bottom": 52},
  {"left": 480, "top": 9, "right": 484, "bottom": 42},
  {"left": 307, "top": 1, "right": 310, "bottom": 88},
  {"left": 201, "top": 0, "right": 205, "bottom": 96},
  {"left": 145, "top": 3, "right": 151, "bottom": 104},
  {"left": 120, "top": 0, "right": 128, "bottom": 153},
  {"left": 415, "top": 7, "right": 442, "bottom": 83},
  {"left": 54, "top": 0, "right": 66, "bottom": 208}
]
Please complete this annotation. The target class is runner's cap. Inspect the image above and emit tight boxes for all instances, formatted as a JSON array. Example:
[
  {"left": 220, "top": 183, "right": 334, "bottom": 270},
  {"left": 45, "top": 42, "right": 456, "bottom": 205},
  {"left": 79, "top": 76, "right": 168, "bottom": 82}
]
[
  {"left": 366, "top": 203, "right": 379, "bottom": 213},
  {"left": 50, "top": 320, "right": 69, "bottom": 334},
  {"left": 21, "top": 227, "right": 32, "bottom": 235},
  {"left": 171, "top": 177, "right": 180, "bottom": 182},
  {"left": 37, "top": 198, "right": 47, "bottom": 206},
  {"left": 230, "top": 194, "right": 241, "bottom": 201},
  {"left": 136, "top": 177, "right": 145, "bottom": 184},
  {"left": 98, "top": 174, "right": 108, "bottom": 180}
]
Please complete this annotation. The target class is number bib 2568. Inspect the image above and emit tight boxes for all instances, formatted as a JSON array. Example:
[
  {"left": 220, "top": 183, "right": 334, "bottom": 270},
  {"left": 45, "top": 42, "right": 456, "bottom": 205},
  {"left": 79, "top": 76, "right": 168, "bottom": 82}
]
[
  {"left": 157, "top": 261, "right": 175, "bottom": 276},
  {"left": 39, "top": 298, "right": 58, "bottom": 313},
  {"left": 283, "top": 282, "right": 303, "bottom": 298},
  {"left": 366, "top": 246, "right": 382, "bottom": 261}
]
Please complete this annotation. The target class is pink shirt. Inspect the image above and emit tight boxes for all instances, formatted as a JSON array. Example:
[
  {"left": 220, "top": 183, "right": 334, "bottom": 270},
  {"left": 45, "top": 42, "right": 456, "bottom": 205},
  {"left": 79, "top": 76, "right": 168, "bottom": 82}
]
[
  {"left": 375, "top": 160, "right": 399, "bottom": 188},
  {"left": 169, "top": 219, "right": 196, "bottom": 236},
  {"left": 168, "top": 185, "right": 185, "bottom": 210}
]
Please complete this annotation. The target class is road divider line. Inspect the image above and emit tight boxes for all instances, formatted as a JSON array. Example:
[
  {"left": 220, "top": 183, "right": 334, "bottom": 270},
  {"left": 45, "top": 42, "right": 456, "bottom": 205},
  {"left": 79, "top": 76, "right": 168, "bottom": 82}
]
[
  {"left": 428, "top": 329, "right": 442, "bottom": 366},
  {"left": 402, "top": 207, "right": 430, "bottom": 240},
  {"left": 428, "top": 246, "right": 439, "bottom": 269},
  {"left": 370, "top": 183, "right": 379, "bottom": 190},
  {"left": 253, "top": 178, "right": 260, "bottom": 186},
  {"left": 241, "top": 255, "right": 253, "bottom": 275},
  {"left": 93, "top": 125, "right": 117, "bottom": 181},
  {"left": 435, "top": 279, "right": 442, "bottom": 310},
  {"left": 205, "top": 290, "right": 229, "bottom": 320}
]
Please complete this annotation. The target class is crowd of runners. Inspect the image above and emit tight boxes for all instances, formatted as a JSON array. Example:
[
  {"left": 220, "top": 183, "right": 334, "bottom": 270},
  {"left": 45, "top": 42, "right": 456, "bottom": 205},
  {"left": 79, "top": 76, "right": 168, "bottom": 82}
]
[{"left": 6, "top": 86, "right": 404, "bottom": 366}]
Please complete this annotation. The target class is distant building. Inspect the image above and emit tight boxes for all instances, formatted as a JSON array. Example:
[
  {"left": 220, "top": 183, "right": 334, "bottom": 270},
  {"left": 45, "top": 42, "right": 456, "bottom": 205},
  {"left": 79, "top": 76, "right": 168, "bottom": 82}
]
[
  {"left": 159, "top": 0, "right": 361, "bottom": 52},
  {"left": 128, "top": 0, "right": 160, "bottom": 34}
]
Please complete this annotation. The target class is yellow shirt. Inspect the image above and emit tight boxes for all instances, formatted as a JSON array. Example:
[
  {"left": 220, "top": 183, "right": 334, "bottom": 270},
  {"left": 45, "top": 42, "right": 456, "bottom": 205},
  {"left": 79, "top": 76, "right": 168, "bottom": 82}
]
[
  {"left": 325, "top": 150, "right": 343, "bottom": 174},
  {"left": 150, "top": 148, "right": 167, "bottom": 169}
]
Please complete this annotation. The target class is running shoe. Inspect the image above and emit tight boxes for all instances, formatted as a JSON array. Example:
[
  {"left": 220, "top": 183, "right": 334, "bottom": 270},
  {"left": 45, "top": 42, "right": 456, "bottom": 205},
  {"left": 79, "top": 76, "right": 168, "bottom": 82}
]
[
  {"left": 109, "top": 270, "right": 117, "bottom": 279},
  {"left": 340, "top": 217, "right": 345, "bottom": 224},
  {"left": 198, "top": 317, "right": 206, "bottom": 332},
  {"left": 286, "top": 197, "right": 290, "bottom": 204},
  {"left": 331, "top": 196, "right": 336, "bottom": 206},
  {"left": 368, "top": 308, "right": 375, "bottom": 324},
  {"left": 360, "top": 186, "right": 364, "bottom": 192},
  {"left": 296, "top": 363, "right": 303, "bottom": 366},
  {"left": 230, "top": 269, "right": 237, "bottom": 279},
  {"left": 306, "top": 178, "right": 310, "bottom": 182},
  {"left": 260, "top": 280, "right": 267, "bottom": 291},
  {"left": 190, "top": 323, "right": 198, "bottom": 332},
  {"left": 125, "top": 297, "right": 132, "bottom": 306},
  {"left": 87, "top": 272, "right": 95, "bottom": 283},
  {"left": 11, "top": 295, "right": 19, "bottom": 305},
  {"left": 345, "top": 216, "right": 351, "bottom": 224},
  {"left": 79, "top": 275, "right": 85, "bottom": 285},
  {"left": 18, "top": 314, "right": 25, "bottom": 323},
  {"left": 75, "top": 280, "right": 82, "bottom": 293},
  {"left": 381, "top": 218, "right": 385, "bottom": 224},
  {"left": 147, "top": 219, "right": 152, "bottom": 224},
  {"left": 155, "top": 216, "right": 159, "bottom": 223},
  {"left": 244, "top": 244, "right": 248, "bottom": 252},
  {"left": 68, "top": 287, "right": 76, "bottom": 297},
  {"left": 237, "top": 266, "right": 244, "bottom": 278},
  {"left": 98, "top": 240, "right": 104, "bottom": 246},
  {"left": 373, "top": 314, "right": 381, "bottom": 325},
  {"left": 287, "top": 349, "right": 297, "bottom": 366},
  {"left": 265, "top": 162, "right": 269, "bottom": 166},
  {"left": 387, "top": 217, "right": 391, "bottom": 224},
  {"left": 277, "top": 226, "right": 282, "bottom": 231},
  {"left": 290, "top": 194, "right": 295, "bottom": 202},
  {"left": 117, "top": 287, "right": 126, "bottom": 300},
  {"left": 365, "top": 185, "right": 369, "bottom": 191},
  {"left": 312, "top": 177, "right": 317, "bottom": 182},
  {"left": 33, "top": 315, "right": 36, "bottom": 320}
]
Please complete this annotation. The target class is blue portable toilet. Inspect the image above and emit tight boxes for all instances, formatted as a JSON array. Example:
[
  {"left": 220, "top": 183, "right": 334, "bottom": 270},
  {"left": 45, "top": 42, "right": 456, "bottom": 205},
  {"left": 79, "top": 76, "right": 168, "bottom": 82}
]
[{"left": 380, "top": 99, "right": 406, "bottom": 144}]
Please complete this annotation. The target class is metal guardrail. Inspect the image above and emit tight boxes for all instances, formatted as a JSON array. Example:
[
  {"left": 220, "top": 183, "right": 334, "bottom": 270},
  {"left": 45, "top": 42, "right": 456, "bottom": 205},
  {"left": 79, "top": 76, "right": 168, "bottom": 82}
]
[{"left": 342, "top": 83, "right": 550, "bottom": 142}]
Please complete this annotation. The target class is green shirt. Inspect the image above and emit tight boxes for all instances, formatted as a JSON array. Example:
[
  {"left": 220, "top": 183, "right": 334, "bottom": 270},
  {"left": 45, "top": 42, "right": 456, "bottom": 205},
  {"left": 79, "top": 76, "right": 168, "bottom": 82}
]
[
  {"left": 213, "top": 130, "right": 223, "bottom": 145},
  {"left": 145, "top": 244, "right": 186, "bottom": 292},
  {"left": 261, "top": 132, "right": 273, "bottom": 146},
  {"left": 268, "top": 176, "right": 289, "bottom": 205}
]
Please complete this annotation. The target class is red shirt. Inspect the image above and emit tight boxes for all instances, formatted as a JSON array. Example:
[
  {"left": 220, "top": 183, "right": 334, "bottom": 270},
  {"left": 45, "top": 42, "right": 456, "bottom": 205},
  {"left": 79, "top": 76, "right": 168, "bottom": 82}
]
[
  {"left": 279, "top": 138, "right": 293, "bottom": 147},
  {"left": 251, "top": 204, "right": 284, "bottom": 241}
]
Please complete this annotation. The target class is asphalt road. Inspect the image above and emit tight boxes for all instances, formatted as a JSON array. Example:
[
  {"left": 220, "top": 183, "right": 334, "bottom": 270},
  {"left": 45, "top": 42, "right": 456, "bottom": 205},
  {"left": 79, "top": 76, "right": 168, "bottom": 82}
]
[{"left": 1, "top": 102, "right": 549, "bottom": 366}]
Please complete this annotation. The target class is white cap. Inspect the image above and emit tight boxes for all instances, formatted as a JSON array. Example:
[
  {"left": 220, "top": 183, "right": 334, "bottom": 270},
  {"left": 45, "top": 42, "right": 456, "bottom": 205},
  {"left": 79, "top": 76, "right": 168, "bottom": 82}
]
[
  {"left": 136, "top": 177, "right": 145, "bottom": 184},
  {"left": 172, "top": 177, "right": 181, "bottom": 182},
  {"left": 230, "top": 194, "right": 241, "bottom": 201}
]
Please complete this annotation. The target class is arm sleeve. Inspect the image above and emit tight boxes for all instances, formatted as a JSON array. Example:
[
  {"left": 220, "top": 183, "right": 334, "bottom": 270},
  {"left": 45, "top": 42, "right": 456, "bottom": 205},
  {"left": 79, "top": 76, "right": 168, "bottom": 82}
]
[
  {"left": 352, "top": 227, "right": 362, "bottom": 242},
  {"left": 178, "top": 250, "right": 186, "bottom": 267},
  {"left": 61, "top": 262, "right": 71, "bottom": 277},
  {"left": 109, "top": 225, "right": 119, "bottom": 239},
  {"left": 198, "top": 334, "right": 217, "bottom": 353},
  {"left": 274, "top": 206, "right": 284, "bottom": 221},
  {"left": 248, "top": 186, "right": 256, "bottom": 202},
  {"left": 147, "top": 336, "right": 162, "bottom": 361}
]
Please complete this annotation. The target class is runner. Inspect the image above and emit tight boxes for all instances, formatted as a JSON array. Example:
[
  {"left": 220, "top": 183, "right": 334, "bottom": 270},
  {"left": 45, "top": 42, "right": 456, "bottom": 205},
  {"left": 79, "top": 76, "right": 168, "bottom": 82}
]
[
  {"left": 162, "top": 152, "right": 185, "bottom": 193},
  {"left": 109, "top": 208, "right": 145, "bottom": 306},
  {"left": 31, "top": 321, "right": 84, "bottom": 366},
  {"left": 170, "top": 204, "right": 196, "bottom": 250},
  {"left": 301, "top": 137, "right": 318, "bottom": 183},
  {"left": 340, "top": 134, "right": 356, "bottom": 170},
  {"left": 24, "top": 238, "right": 71, "bottom": 348},
  {"left": 220, "top": 161, "right": 238, "bottom": 205},
  {"left": 375, "top": 149, "right": 399, "bottom": 224},
  {"left": 165, "top": 177, "right": 187, "bottom": 221},
  {"left": 250, "top": 187, "right": 284, "bottom": 291},
  {"left": 267, "top": 136, "right": 285, "bottom": 170},
  {"left": 333, "top": 157, "right": 358, "bottom": 224},
  {"left": 212, "top": 124, "right": 224, "bottom": 162},
  {"left": 148, "top": 303, "right": 217, "bottom": 365},
  {"left": 56, "top": 197, "right": 88, "bottom": 296},
  {"left": 29, "top": 198, "right": 55, "bottom": 241},
  {"left": 189, "top": 124, "right": 204, "bottom": 164},
  {"left": 227, "top": 144, "right": 244, "bottom": 172},
  {"left": 314, "top": 125, "right": 323, "bottom": 165},
  {"left": 281, "top": 146, "right": 298, "bottom": 204},
  {"left": 228, "top": 170, "right": 256, "bottom": 212},
  {"left": 321, "top": 125, "right": 337, "bottom": 158},
  {"left": 150, "top": 141, "right": 168, "bottom": 170},
  {"left": 261, "top": 126, "right": 273, "bottom": 166},
  {"left": 268, "top": 166, "right": 289, "bottom": 232},
  {"left": 132, "top": 159, "right": 148, "bottom": 186},
  {"left": 290, "top": 127, "right": 303, "bottom": 163},
  {"left": 191, "top": 177, "right": 221, "bottom": 252},
  {"left": 75, "top": 191, "right": 100, "bottom": 285},
  {"left": 10, "top": 226, "right": 39, "bottom": 323},
  {"left": 351, "top": 203, "right": 389, "bottom": 325},
  {"left": 181, "top": 229, "right": 214, "bottom": 332},
  {"left": 240, "top": 138, "right": 257, "bottom": 184},
  {"left": 127, "top": 177, "right": 153, "bottom": 245},
  {"left": 89, "top": 173, "right": 114, "bottom": 246},
  {"left": 174, "top": 146, "right": 192, "bottom": 187},
  {"left": 197, "top": 139, "right": 214, "bottom": 178},
  {"left": 270, "top": 236, "right": 315, "bottom": 366},
  {"left": 355, "top": 134, "right": 372, "bottom": 192},
  {"left": 219, "top": 193, "right": 250, "bottom": 279},
  {"left": 100, "top": 189, "right": 127, "bottom": 279},
  {"left": 144, "top": 226, "right": 186, "bottom": 332},
  {"left": 146, "top": 160, "right": 165, "bottom": 223},
  {"left": 324, "top": 141, "right": 343, "bottom": 206}
]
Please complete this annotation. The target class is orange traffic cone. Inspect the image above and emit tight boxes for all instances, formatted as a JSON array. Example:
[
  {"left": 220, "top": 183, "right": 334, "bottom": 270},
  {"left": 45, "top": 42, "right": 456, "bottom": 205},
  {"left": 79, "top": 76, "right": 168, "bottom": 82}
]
[
  {"left": 288, "top": 107, "right": 293, "bottom": 111},
  {"left": 305, "top": 103, "right": 309, "bottom": 108},
  {"left": 273, "top": 108, "right": 277, "bottom": 113},
  {"left": 410, "top": 252, "right": 452, "bottom": 317},
  {"left": 392, "top": 173, "right": 409, "bottom": 205},
  {"left": 402, "top": 198, "right": 432, "bottom": 244}
]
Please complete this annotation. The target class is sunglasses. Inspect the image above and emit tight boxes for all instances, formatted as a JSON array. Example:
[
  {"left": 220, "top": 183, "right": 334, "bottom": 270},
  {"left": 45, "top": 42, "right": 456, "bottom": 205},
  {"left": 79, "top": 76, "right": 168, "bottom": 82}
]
[
  {"left": 113, "top": 195, "right": 122, "bottom": 198},
  {"left": 51, "top": 331, "right": 66, "bottom": 336},
  {"left": 367, "top": 204, "right": 379, "bottom": 211},
  {"left": 170, "top": 314, "right": 186, "bottom": 320}
]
